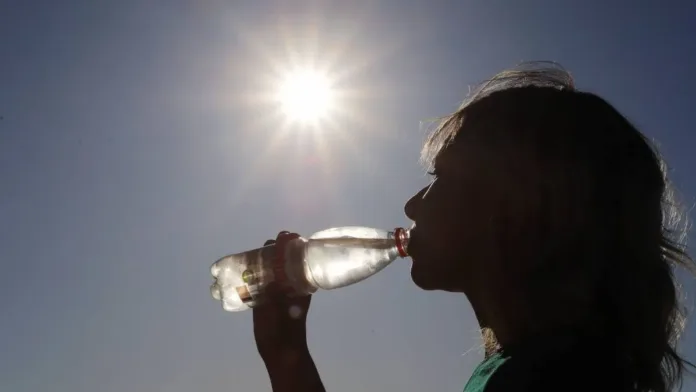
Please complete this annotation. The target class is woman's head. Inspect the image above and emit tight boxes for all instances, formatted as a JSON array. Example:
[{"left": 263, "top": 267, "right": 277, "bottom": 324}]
[{"left": 404, "top": 63, "right": 694, "bottom": 392}]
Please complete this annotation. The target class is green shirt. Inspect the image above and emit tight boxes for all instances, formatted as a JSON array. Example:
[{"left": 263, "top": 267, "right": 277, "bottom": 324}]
[
  {"left": 463, "top": 353, "right": 509, "bottom": 392},
  {"left": 461, "top": 331, "right": 634, "bottom": 392}
]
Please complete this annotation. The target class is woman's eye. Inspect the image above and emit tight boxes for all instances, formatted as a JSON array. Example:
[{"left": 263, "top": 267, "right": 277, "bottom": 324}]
[{"left": 427, "top": 170, "right": 438, "bottom": 178}]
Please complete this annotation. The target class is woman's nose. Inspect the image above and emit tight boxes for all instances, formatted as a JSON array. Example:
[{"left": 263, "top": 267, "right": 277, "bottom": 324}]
[{"left": 404, "top": 188, "right": 425, "bottom": 221}]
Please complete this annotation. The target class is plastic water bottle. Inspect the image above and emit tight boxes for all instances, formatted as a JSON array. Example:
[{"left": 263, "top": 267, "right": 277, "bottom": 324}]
[{"left": 209, "top": 226, "right": 409, "bottom": 312}]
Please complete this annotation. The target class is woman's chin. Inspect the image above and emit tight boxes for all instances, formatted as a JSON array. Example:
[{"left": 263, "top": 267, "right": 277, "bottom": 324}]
[
  {"left": 410, "top": 261, "right": 461, "bottom": 292},
  {"left": 410, "top": 263, "right": 438, "bottom": 291}
]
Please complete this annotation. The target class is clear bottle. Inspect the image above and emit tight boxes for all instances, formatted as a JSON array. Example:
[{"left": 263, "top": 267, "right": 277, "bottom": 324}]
[{"left": 209, "top": 226, "right": 409, "bottom": 312}]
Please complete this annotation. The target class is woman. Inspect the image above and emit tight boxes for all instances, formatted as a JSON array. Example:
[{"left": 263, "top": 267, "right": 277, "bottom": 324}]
[{"left": 252, "top": 63, "right": 694, "bottom": 392}]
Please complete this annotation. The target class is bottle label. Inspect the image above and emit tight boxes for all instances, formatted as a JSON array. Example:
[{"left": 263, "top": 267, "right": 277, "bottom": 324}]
[
  {"left": 236, "top": 285, "right": 254, "bottom": 304},
  {"left": 242, "top": 269, "right": 258, "bottom": 284}
]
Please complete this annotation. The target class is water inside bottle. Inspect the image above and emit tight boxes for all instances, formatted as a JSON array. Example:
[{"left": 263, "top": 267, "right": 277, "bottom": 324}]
[
  {"left": 210, "top": 227, "right": 409, "bottom": 312},
  {"left": 303, "top": 237, "right": 401, "bottom": 290}
]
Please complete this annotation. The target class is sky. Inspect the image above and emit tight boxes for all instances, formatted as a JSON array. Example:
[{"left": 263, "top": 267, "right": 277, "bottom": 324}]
[{"left": 1, "top": 1, "right": 695, "bottom": 391}]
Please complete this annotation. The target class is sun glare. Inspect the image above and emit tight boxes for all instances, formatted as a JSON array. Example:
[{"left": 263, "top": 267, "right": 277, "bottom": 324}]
[
  {"left": 277, "top": 70, "right": 334, "bottom": 124},
  {"left": 225, "top": 21, "right": 385, "bottom": 210}
]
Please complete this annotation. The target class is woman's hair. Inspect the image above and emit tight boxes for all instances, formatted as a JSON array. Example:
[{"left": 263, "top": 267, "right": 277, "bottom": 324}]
[{"left": 422, "top": 62, "right": 694, "bottom": 392}]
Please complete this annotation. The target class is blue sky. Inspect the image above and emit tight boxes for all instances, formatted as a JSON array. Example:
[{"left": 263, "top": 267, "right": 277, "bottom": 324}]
[{"left": 1, "top": 1, "right": 695, "bottom": 391}]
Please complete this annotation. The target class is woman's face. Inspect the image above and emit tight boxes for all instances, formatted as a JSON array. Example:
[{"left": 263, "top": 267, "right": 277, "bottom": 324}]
[{"left": 404, "top": 137, "right": 505, "bottom": 292}]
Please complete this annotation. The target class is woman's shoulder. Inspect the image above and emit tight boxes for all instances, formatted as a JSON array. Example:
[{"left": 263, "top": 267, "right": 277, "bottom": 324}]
[{"left": 466, "top": 333, "right": 635, "bottom": 392}]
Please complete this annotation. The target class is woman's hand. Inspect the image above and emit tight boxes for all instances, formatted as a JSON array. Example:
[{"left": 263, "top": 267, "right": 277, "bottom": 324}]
[{"left": 252, "top": 231, "right": 325, "bottom": 392}]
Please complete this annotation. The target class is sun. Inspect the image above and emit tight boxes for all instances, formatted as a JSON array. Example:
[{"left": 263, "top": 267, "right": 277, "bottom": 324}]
[{"left": 277, "top": 69, "right": 334, "bottom": 124}]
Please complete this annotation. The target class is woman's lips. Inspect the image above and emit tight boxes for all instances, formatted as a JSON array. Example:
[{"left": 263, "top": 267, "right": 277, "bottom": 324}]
[{"left": 406, "top": 228, "right": 418, "bottom": 258}]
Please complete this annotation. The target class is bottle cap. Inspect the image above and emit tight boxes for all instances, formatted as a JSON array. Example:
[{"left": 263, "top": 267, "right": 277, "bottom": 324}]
[{"left": 394, "top": 227, "right": 409, "bottom": 257}]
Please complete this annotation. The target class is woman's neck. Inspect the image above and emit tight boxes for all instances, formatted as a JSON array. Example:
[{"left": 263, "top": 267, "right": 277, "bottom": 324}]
[{"left": 467, "top": 278, "right": 539, "bottom": 353}]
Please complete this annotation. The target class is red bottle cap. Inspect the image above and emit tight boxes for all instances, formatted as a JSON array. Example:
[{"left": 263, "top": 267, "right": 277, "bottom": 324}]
[{"left": 394, "top": 227, "right": 409, "bottom": 257}]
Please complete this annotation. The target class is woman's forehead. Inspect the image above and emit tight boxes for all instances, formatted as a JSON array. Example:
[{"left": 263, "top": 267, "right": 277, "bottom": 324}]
[
  {"left": 432, "top": 134, "right": 492, "bottom": 165},
  {"left": 431, "top": 141, "right": 481, "bottom": 175}
]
